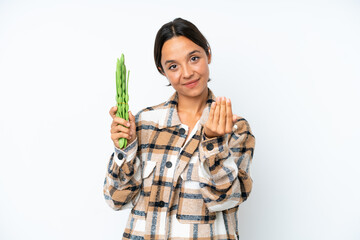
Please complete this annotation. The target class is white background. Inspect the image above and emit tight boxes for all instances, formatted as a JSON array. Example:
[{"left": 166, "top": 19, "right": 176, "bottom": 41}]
[{"left": 1, "top": 0, "right": 359, "bottom": 239}]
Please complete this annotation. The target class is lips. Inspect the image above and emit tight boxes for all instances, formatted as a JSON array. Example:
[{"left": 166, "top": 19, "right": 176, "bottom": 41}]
[
  {"left": 184, "top": 79, "right": 199, "bottom": 86},
  {"left": 183, "top": 79, "right": 200, "bottom": 89}
]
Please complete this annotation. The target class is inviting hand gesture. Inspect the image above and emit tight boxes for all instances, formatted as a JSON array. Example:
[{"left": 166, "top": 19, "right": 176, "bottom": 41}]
[
  {"left": 109, "top": 106, "right": 137, "bottom": 149},
  {"left": 204, "top": 97, "right": 239, "bottom": 138}
]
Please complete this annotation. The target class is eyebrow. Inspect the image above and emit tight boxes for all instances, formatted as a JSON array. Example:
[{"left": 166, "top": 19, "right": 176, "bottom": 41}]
[{"left": 164, "top": 50, "right": 201, "bottom": 65}]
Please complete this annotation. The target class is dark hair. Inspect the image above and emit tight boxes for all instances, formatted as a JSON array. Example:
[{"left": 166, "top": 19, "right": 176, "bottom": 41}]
[{"left": 154, "top": 18, "right": 211, "bottom": 75}]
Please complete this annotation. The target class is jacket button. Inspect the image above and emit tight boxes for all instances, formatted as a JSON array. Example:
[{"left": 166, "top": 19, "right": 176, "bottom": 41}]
[
  {"left": 165, "top": 161, "right": 172, "bottom": 168},
  {"left": 206, "top": 143, "right": 214, "bottom": 151},
  {"left": 179, "top": 128, "right": 186, "bottom": 135},
  {"left": 117, "top": 153, "right": 124, "bottom": 160},
  {"left": 158, "top": 201, "right": 165, "bottom": 207}
]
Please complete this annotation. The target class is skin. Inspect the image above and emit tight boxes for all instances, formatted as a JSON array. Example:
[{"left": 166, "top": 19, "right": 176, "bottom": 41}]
[
  {"left": 109, "top": 108, "right": 136, "bottom": 149},
  {"left": 159, "top": 36, "right": 238, "bottom": 138},
  {"left": 110, "top": 36, "right": 238, "bottom": 149}
]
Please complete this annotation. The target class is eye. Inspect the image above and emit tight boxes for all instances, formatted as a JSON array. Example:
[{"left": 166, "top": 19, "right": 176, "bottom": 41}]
[
  {"left": 169, "top": 64, "right": 177, "bottom": 70},
  {"left": 190, "top": 56, "right": 199, "bottom": 62}
]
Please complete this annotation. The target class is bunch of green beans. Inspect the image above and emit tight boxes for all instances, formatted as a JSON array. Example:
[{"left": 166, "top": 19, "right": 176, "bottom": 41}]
[{"left": 115, "top": 53, "right": 130, "bottom": 148}]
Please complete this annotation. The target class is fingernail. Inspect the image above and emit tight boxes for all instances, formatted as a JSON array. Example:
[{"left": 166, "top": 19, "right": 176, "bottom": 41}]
[
  {"left": 127, "top": 122, "right": 130, "bottom": 127},
  {"left": 227, "top": 98, "right": 230, "bottom": 103}
]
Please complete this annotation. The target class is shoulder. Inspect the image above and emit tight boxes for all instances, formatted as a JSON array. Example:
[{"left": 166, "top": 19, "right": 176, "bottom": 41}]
[{"left": 134, "top": 100, "right": 169, "bottom": 123}]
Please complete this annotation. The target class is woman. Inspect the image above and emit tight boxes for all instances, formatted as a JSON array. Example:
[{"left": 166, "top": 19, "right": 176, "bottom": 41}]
[{"left": 104, "top": 18, "right": 255, "bottom": 240}]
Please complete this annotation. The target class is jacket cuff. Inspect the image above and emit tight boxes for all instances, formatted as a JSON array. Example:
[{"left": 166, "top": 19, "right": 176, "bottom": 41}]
[
  {"left": 199, "top": 134, "right": 229, "bottom": 164},
  {"left": 113, "top": 138, "right": 138, "bottom": 167}
]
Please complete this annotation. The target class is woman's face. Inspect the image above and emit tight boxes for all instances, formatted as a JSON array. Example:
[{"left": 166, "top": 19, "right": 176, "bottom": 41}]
[{"left": 160, "top": 36, "right": 211, "bottom": 98}]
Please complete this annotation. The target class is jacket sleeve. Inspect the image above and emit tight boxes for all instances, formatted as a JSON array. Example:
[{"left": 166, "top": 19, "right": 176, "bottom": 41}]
[
  {"left": 103, "top": 139, "right": 142, "bottom": 210},
  {"left": 198, "top": 118, "right": 255, "bottom": 212}
]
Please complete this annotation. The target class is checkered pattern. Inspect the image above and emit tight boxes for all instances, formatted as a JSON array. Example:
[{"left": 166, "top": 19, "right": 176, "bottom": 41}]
[{"left": 103, "top": 88, "right": 255, "bottom": 240}]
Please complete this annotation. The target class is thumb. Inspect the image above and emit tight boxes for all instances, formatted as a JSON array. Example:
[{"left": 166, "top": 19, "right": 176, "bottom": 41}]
[
  {"left": 129, "top": 111, "right": 136, "bottom": 125},
  {"left": 232, "top": 114, "right": 239, "bottom": 123}
]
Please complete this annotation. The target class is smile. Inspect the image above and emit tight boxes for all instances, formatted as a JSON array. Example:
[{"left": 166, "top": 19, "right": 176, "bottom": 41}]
[{"left": 184, "top": 79, "right": 200, "bottom": 88}]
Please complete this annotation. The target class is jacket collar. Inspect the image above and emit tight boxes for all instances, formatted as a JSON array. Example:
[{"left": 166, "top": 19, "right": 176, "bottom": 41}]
[{"left": 160, "top": 88, "right": 216, "bottom": 129}]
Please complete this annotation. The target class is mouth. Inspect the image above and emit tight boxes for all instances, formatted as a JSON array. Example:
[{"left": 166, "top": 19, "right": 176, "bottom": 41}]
[{"left": 183, "top": 79, "right": 200, "bottom": 88}]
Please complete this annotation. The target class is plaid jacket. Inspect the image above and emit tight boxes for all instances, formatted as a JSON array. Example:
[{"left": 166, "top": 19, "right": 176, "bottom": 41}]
[{"left": 103, "top": 89, "right": 255, "bottom": 240}]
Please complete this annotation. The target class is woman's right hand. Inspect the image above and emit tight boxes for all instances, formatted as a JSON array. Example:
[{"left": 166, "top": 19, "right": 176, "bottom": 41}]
[{"left": 109, "top": 106, "right": 136, "bottom": 149}]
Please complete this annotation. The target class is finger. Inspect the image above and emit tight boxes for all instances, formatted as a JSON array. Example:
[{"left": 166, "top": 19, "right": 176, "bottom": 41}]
[
  {"left": 128, "top": 111, "right": 137, "bottom": 138},
  {"left": 225, "top": 98, "right": 233, "bottom": 133},
  {"left": 233, "top": 114, "right": 239, "bottom": 123},
  {"left": 213, "top": 97, "right": 221, "bottom": 124},
  {"left": 111, "top": 117, "right": 130, "bottom": 128},
  {"left": 111, "top": 124, "right": 131, "bottom": 134},
  {"left": 218, "top": 97, "right": 226, "bottom": 132},
  {"left": 128, "top": 111, "right": 135, "bottom": 122},
  {"left": 111, "top": 132, "right": 132, "bottom": 141},
  {"left": 128, "top": 111, "right": 136, "bottom": 129},
  {"left": 109, "top": 106, "right": 117, "bottom": 119},
  {"left": 208, "top": 101, "right": 216, "bottom": 123},
  {"left": 113, "top": 139, "right": 120, "bottom": 149}
]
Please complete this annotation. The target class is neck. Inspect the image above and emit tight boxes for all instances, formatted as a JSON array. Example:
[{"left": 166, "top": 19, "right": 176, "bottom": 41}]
[{"left": 177, "top": 88, "right": 209, "bottom": 116}]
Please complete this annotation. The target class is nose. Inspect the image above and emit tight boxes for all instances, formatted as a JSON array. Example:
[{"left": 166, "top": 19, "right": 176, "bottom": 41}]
[{"left": 182, "top": 63, "right": 194, "bottom": 79}]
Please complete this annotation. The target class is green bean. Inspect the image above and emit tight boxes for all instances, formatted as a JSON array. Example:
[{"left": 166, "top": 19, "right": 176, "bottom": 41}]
[{"left": 115, "top": 53, "right": 130, "bottom": 148}]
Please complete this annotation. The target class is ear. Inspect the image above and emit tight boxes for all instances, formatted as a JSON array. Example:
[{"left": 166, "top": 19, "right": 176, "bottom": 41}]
[
  {"left": 207, "top": 48, "right": 212, "bottom": 64},
  {"left": 158, "top": 66, "right": 165, "bottom": 75}
]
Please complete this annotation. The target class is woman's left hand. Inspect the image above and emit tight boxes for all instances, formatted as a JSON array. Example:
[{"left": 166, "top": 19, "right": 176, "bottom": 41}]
[{"left": 204, "top": 97, "right": 239, "bottom": 138}]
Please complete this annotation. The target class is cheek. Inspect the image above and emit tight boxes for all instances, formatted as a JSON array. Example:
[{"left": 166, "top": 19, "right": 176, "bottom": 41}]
[
  {"left": 195, "top": 62, "right": 209, "bottom": 76},
  {"left": 166, "top": 71, "right": 181, "bottom": 84}
]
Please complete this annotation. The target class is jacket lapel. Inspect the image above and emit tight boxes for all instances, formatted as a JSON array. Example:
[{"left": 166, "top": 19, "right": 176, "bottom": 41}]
[
  {"left": 172, "top": 89, "right": 216, "bottom": 183},
  {"left": 173, "top": 127, "right": 202, "bottom": 183},
  {"left": 154, "top": 88, "right": 216, "bottom": 184}
]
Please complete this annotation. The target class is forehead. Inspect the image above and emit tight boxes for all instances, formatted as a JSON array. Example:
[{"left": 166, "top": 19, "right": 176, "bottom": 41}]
[{"left": 161, "top": 36, "right": 203, "bottom": 61}]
